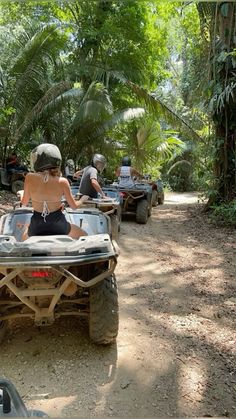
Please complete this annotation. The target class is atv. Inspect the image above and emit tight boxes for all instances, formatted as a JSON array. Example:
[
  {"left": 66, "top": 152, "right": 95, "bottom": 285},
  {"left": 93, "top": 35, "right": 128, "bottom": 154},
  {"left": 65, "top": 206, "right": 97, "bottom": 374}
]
[
  {"left": 114, "top": 182, "right": 153, "bottom": 224},
  {"left": 0, "top": 168, "right": 27, "bottom": 195},
  {"left": 0, "top": 204, "right": 119, "bottom": 345},
  {"left": 102, "top": 186, "right": 123, "bottom": 237},
  {"left": 71, "top": 186, "right": 122, "bottom": 241}
]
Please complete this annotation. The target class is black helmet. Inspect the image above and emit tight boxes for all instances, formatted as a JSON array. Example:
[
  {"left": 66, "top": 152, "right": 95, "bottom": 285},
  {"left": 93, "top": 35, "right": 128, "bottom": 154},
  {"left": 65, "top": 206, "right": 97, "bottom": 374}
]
[
  {"left": 92, "top": 153, "right": 106, "bottom": 173},
  {"left": 30, "top": 143, "right": 62, "bottom": 172},
  {"left": 122, "top": 156, "right": 131, "bottom": 166}
]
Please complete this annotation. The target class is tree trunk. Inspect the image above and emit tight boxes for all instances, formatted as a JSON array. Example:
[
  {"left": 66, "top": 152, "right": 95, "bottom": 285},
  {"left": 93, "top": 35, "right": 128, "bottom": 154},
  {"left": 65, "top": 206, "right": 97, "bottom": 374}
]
[{"left": 212, "top": 2, "right": 236, "bottom": 203}]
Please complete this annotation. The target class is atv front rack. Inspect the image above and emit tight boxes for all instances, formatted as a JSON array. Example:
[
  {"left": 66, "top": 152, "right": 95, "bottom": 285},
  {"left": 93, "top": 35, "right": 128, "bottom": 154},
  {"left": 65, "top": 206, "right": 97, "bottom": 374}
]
[
  {"left": 0, "top": 257, "right": 117, "bottom": 325},
  {"left": 0, "top": 233, "right": 119, "bottom": 324},
  {"left": 75, "top": 195, "right": 120, "bottom": 216}
]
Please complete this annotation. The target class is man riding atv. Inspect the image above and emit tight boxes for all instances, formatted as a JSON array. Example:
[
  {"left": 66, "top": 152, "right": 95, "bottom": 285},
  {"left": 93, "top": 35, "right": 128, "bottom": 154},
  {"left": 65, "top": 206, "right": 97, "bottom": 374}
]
[
  {"left": 113, "top": 157, "right": 152, "bottom": 224},
  {"left": 6, "top": 152, "right": 27, "bottom": 174},
  {"left": 64, "top": 158, "right": 76, "bottom": 183},
  {"left": 74, "top": 153, "right": 107, "bottom": 199},
  {"left": 0, "top": 151, "right": 28, "bottom": 194}
]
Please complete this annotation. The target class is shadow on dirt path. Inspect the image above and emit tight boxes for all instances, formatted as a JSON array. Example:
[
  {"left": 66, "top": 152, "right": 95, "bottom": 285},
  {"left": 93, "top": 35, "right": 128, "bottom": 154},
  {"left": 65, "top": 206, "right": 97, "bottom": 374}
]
[{"left": 1, "top": 192, "right": 236, "bottom": 417}]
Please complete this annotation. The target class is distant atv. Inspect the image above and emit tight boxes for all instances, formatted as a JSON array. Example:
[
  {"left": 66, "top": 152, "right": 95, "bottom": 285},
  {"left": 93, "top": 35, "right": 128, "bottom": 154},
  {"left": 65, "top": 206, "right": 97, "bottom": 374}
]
[
  {"left": 71, "top": 186, "right": 122, "bottom": 241},
  {"left": 0, "top": 204, "right": 119, "bottom": 345},
  {"left": 0, "top": 168, "right": 27, "bottom": 195},
  {"left": 116, "top": 182, "right": 153, "bottom": 224}
]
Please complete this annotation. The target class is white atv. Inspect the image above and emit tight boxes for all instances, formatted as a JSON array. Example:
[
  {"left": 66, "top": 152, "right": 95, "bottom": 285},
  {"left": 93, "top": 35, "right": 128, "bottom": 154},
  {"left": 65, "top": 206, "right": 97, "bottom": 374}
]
[{"left": 0, "top": 204, "right": 119, "bottom": 345}]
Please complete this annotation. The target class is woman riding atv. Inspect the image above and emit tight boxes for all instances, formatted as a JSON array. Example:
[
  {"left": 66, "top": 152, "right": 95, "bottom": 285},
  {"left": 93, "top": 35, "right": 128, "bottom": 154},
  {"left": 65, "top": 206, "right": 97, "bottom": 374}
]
[
  {"left": 18, "top": 143, "right": 87, "bottom": 240},
  {"left": 115, "top": 156, "right": 142, "bottom": 188}
]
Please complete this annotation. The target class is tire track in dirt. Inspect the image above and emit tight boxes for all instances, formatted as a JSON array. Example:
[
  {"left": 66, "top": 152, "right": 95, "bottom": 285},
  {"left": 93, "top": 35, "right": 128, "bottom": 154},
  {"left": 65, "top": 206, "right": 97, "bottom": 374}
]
[{"left": 1, "top": 192, "right": 236, "bottom": 417}]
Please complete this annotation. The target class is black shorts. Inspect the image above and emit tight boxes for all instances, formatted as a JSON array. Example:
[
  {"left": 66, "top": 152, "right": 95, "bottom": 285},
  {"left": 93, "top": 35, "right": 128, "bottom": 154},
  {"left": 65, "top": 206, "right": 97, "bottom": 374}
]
[{"left": 28, "top": 209, "right": 71, "bottom": 237}]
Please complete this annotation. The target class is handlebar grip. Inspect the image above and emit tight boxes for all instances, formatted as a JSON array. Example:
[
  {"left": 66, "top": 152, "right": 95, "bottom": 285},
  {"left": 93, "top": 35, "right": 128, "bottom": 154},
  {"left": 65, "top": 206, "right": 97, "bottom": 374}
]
[{"left": 0, "top": 379, "right": 29, "bottom": 417}]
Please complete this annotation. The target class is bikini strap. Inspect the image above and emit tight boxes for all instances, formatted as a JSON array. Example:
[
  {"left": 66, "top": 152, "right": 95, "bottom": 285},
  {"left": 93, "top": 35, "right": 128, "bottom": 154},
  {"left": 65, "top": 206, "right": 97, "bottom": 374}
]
[{"left": 41, "top": 201, "right": 50, "bottom": 222}]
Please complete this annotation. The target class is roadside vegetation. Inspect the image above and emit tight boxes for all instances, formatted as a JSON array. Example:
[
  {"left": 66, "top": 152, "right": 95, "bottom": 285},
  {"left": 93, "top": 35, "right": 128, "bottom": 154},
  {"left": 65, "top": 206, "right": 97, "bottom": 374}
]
[{"left": 0, "top": 1, "right": 235, "bottom": 224}]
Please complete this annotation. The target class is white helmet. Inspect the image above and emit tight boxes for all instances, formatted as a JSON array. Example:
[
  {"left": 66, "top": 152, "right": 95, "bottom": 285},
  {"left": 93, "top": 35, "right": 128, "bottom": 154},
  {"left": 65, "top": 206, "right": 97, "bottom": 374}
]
[
  {"left": 66, "top": 159, "right": 75, "bottom": 169},
  {"left": 92, "top": 153, "right": 106, "bottom": 173},
  {"left": 30, "top": 143, "right": 61, "bottom": 172}
]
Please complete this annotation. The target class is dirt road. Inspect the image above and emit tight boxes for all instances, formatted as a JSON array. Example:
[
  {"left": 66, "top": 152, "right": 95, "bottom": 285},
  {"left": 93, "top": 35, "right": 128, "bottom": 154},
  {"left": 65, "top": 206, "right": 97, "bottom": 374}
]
[{"left": 1, "top": 192, "right": 236, "bottom": 417}]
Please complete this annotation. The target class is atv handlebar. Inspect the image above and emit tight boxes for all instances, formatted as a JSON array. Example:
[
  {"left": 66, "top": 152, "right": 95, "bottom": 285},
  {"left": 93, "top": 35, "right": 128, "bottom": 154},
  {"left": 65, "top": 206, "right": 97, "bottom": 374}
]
[{"left": 0, "top": 379, "right": 29, "bottom": 417}]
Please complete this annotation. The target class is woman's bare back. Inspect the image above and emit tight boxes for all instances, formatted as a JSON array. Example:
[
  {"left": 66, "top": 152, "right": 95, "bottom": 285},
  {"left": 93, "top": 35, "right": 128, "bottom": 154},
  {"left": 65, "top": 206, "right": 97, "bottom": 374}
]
[{"left": 25, "top": 172, "right": 65, "bottom": 213}]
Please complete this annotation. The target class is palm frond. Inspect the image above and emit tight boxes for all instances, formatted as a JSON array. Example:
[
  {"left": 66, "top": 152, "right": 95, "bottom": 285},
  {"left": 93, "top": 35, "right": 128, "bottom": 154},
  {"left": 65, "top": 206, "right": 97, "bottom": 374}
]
[
  {"left": 0, "top": 65, "right": 6, "bottom": 92},
  {"left": 66, "top": 83, "right": 123, "bottom": 140},
  {"left": 107, "top": 70, "right": 203, "bottom": 141},
  {"left": 11, "top": 24, "right": 62, "bottom": 75},
  {"left": 80, "top": 82, "right": 113, "bottom": 114},
  {"left": 167, "top": 160, "right": 192, "bottom": 175},
  {"left": 40, "top": 86, "right": 84, "bottom": 118},
  {"left": 16, "top": 81, "right": 74, "bottom": 138},
  {"left": 216, "top": 82, "right": 236, "bottom": 113},
  {"left": 94, "top": 107, "right": 145, "bottom": 139},
  {"left": 11, "top": 25, "right": 65, "bottom": 125}
]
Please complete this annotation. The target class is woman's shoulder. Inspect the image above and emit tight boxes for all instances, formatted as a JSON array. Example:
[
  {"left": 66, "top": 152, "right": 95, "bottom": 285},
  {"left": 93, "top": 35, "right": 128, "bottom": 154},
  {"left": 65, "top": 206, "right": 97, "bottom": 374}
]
[
  {"left": 59, "top": 176, "right": 69, "bottom": 185},
  {"left": 25, "top": 172, "right": 36, "bottom": 180}
]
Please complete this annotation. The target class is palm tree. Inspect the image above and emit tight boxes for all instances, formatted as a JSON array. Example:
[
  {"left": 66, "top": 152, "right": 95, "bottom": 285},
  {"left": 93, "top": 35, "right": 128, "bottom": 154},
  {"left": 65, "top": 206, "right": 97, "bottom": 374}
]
[
  {"left": 105, "top": 117, "right": 184, "bottom": 172},
  {"left": 0, "top": 24, "right": 66, "bottom": 160},
  {"left": 196, "top": 2, "right": 236, "bottom": 203},
  {"left": 0, "top": 20, "right": 202, "bottom": 174}
]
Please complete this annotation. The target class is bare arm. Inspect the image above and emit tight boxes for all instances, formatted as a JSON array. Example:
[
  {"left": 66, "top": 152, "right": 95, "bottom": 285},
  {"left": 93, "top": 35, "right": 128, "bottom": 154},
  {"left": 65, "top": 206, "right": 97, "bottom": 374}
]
[
  {"left": 91, "top": 178, "right": 106, "bottom": 198},
  {"left": 21, "top": 174, "right": 31, "bottom": 206},
  {"left": 74, "top": 168, "right": 84, "bottom": 178},
  {"left": 115, "top": 167, "right": 121, "bottom": 177},
  {"left": 61, "top": 178, "right": 82, "bottom": 209}
]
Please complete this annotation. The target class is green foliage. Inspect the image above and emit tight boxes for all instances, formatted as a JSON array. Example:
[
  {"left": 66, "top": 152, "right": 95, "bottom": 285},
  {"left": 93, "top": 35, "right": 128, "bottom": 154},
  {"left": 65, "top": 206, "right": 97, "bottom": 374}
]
[
  {"left": 107, "top": 113, "right": 185, "bottom": 173},
  {"left": 0, "top": 0, "right": 203, "bottom": 181},
  {"left": 210, "top": 201, "right": 236, "bottom": 226},
  {"left": 63, "top": 0, "right": 170, "bottom": 89}
]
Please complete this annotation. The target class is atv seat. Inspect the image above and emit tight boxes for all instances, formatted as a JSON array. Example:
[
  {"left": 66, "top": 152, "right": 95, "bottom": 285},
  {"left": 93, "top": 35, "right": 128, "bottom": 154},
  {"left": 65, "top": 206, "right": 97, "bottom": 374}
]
[
  {"left": 0, "top": 209, "right": 33, "bottom": 242},
  {"left": 0, "top": 207, "right": 110, "bottom": 241}
]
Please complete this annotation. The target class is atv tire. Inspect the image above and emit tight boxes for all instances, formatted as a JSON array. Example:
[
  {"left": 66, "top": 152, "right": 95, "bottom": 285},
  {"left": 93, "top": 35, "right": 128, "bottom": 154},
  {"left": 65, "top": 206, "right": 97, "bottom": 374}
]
[
  {"left": 89, "top": 275, "right": 119, "bottom": 345},
  {"left": 11, "top": 180, "right": 24, "bottom": 195},
  {"left": 110, "top": 214, "right": 119, "bottom": 241},
  {"left": 151, "top": 190, "right": 158, "bottom": 207},
  {"left": 148, "top": 202, "right": 152, "bottom": 217},
  {"left": 136, "top": 199, "right": 148, "bottom": 224},
  {"left": 117, "top": 208, "right": 122, "bottom": 232},
  {"left": 0, "top": 320, "right": 7, "bottom": 343},
  {"left": 158, "top": 193, "right": 164, "bottom": 205}
]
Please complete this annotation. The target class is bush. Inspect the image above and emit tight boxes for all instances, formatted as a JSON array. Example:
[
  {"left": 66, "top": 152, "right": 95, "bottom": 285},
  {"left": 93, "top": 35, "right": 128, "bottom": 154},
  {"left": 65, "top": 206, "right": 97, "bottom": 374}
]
[{"left": 210, "top": 201, "right": 236, "bottom": 226}]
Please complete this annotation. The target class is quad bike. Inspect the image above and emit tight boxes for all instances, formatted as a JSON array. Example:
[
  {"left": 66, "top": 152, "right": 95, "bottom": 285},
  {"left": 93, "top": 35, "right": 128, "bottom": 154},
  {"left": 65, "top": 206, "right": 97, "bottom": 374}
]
[
  {"left": 0, "top": 168, "right": 28, "bottom": 195},
  {"left": 71, "top": 186, "right": 122, "bottom": 241},
  {"left": 113, "top": 182, "right": 153, "bottom": 224},
  {"left": 102, "top": 187, "right": 123, "bottom": 237},
  {"left": 0, "top": 379, "right": 46, "bottom": 417},
  {"left": 0, "top": 203, "right": 119, "bottom": 345}
]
